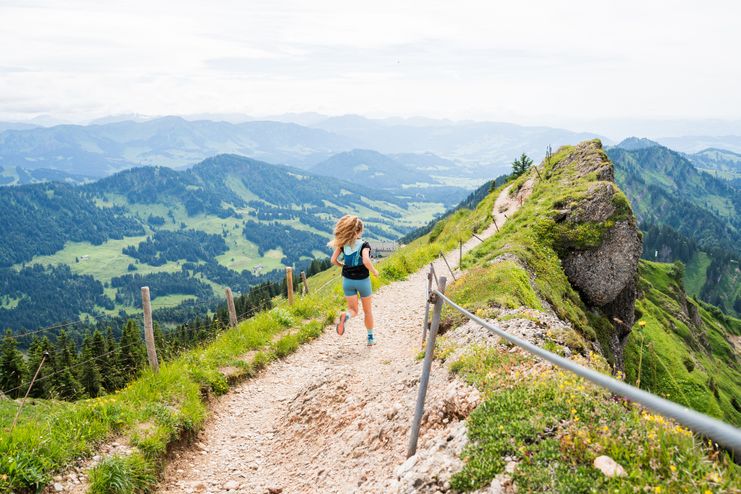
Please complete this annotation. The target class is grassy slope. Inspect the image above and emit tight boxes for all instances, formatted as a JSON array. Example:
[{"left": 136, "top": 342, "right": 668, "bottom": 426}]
[
  {"left": 624, "top": 261, "right": 741, "bottom": 424},
  {"left": 0, "top": 293, "right": 339, "bottom": 492},
  {"left": 429, "top": 142, "right": 739, "bottom": 491},
  {"left": 457, "top": 142, "right": 630, "bottom": 363},
  {"left": 684, "top": 251, "right": 712, "bottom": 297},
  {"left": 0, "top": 190, "right": 496, "bottom": 493}
]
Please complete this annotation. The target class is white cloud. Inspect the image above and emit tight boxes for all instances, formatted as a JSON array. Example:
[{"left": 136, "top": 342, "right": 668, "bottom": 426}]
[{"left": 0, "top": 0, "right": 739, "bottom": 127}]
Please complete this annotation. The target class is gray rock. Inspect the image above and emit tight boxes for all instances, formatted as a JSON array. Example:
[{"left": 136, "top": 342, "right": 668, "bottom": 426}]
[
  {"left": 562, "top": 221, "right": 641, "bottom": 307},
  {"left": 593, "top": 455, "right": 626, "bottom": 477}
]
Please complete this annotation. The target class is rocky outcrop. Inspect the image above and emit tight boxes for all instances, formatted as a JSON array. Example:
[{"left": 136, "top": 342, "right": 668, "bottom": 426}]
[
  {"left": 553, "top": 140, "right": 643, "bottom": 366},
  {"left": 562, "top": 221, "right": 641, "bottom": 308}
]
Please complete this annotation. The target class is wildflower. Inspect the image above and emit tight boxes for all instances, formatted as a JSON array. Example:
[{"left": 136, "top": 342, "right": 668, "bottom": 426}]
[
  {"left": 670, "top": 465, "right": 676, "bottom": 472},
  {"left": 706, "top": 472, "right": 721, "bottom": 483},
  {"left": 654, "top": 487, "right": 662, "bottom": 493}
]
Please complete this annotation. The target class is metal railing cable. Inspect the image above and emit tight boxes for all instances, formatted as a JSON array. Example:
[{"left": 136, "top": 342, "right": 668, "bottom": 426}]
[
  {"left": 408, "top": 270, "right": 741, "bottom": 458},
  {"left": 10, "top": 320, "right": 81, "bottom": 341}
]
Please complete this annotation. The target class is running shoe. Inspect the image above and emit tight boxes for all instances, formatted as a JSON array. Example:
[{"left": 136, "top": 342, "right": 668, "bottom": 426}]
[
  {"left": 336, "top": 312, "right": 348, "bottom": 336},
  {"left": 367, "top": 333, "right": 376, "bottom": 346}
]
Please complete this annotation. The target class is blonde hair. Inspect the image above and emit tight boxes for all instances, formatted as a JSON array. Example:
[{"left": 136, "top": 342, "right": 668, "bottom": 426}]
[{"left": 328, "top": 215, "right": 364, "bottom": 249}]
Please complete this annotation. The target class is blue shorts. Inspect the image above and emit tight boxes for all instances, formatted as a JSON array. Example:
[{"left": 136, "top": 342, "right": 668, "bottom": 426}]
[{"left": 342, "top": 276, "right": 372, "bottom": 298}]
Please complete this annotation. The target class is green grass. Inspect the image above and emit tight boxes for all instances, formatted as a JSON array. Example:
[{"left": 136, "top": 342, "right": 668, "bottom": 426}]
[
  {"left": 0, "top": 175, "right": 494, "bottom": 491},
  {"left": 445, "top": 261, "right": 543, "bottom": 315},
  {"left": 623, "top": 261, "right": 741, "bottom": 425},
  {"left": 88, "top": 453, "right": 157, "bottom": 494},
  {"left": 454, "top": 142, "right": 640, "bottom": 363},
  {"left": 684, "top": 251, "right": 711, "bottom": 297},
  {"left": 448, "top": 346, "right": 739, "bottom": 493},
  {"left": 0, "top": 288, "right": 339, "bottom": 492},
  {"left": 19, "top": 236, "right": 156, "bottom": 282}
]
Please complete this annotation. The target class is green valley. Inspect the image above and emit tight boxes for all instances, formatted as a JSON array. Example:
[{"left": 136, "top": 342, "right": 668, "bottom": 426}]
[{"left": 0, "top": 154, "right": 455, "bottom": 333}]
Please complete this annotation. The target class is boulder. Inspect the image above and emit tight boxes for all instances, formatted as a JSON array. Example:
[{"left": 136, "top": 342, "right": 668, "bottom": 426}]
[
  {"left": 562, "top": 220, "right": 641, "bottom": 307},
  {"left": 593, "top": 455, "right": 626, "bottom": 478}
]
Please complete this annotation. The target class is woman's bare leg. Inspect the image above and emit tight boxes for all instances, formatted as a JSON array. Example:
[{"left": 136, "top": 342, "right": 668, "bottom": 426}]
[
  {"left": 360, "top": 295, "right": 374, "bottom": 330},
  {"left": 346, "top": 295, "right": 359, "bottom": 317}
]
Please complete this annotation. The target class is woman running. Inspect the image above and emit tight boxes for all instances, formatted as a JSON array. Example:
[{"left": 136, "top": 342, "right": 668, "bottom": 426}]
[{"left": 329, "top": 215, "right": 379, "bottom": 345}]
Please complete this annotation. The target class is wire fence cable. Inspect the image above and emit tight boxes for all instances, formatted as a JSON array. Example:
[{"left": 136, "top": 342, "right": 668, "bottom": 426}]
[{"left": 428, "top": 287, "right": 741, "bottom": 456}]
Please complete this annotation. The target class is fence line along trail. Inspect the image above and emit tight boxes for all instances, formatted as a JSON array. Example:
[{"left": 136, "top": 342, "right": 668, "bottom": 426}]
[{"left": 157, "top": 185, "right": 524, "bottom": 494}]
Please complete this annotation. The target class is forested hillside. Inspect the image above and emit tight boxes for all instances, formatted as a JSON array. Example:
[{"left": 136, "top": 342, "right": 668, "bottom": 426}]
[
  {"left": 0, "top": 154, "right": 455, "bottom": 334},
  {"left": 607, "top": 141, "right": 741, "bottom": 316}
]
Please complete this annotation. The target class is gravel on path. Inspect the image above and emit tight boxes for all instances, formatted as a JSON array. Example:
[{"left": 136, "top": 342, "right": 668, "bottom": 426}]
[{"left": 156, "top": 185, "right": 526, "bottom": 494}]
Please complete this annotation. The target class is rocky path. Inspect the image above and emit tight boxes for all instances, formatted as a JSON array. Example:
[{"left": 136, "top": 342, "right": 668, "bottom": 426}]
[{"left": 157, "top": 185, "right": 527, "bottom": 494}]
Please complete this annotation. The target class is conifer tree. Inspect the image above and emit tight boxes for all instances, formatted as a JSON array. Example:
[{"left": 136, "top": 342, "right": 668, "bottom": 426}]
[
  {"left": 153, "top": 322, "right": 167, "bottom": 361},
  {"left": 0, "top": 329, "right": 26, "bottom": 398},
  {"left": 118, "top": 319, "right": 146, "bottom": 378},
  {"left": 25, "top": 336, "right": 52, "bottom": 398},
  {"left": 52, "top": 330, "right": 83, "bottom": 400},
  {"left": 103, "top": 327, "right": 121, "bottom": 391},
  {"left": 512, "top": 153, "right": 533, "bottom": 177},
  {"left": 78, "top": 335, "right": 103, "bottom": 398}
]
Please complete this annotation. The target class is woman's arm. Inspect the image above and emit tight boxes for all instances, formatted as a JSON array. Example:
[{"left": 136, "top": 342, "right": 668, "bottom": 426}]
[
  {"left": 362, "top": 247, "right": 379, "bottom": 277},
  {"left": 331, "top": 248, "right": 343, "bottom": 268}
]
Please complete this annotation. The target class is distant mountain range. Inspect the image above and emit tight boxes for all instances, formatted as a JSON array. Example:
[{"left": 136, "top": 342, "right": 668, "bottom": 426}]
[
  {"left": 683, "top": 148, "right": 741, "bottom": 188},
  {"left": 311, "top": 149, "right": 435, "bottom": 188},
  {"left": 0, "top": 117, "right": 353, "bottom": 176},
  {"left": 0, "top": 115, "right": 609, "bottom": 180},
  {"left": 656, "top": 135, "right": 741, "bottom": 154},
  {"left": 311, "top": 115, "right": 608, "bottom": 174}
]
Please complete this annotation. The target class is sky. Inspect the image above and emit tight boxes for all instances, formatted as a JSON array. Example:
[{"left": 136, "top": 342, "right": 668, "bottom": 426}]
[{"left": 1, "top": 0, "right": 740, "bottom": 137}]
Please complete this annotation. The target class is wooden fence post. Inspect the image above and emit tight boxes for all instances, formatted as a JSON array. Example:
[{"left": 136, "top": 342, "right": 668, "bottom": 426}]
[
  {"left": 286, "top": 267, "right": 294, "bottom": 305},
  {"left": 141, "top": 286, "right": 159, "bottom": 373},
  {"left": 301, "top": 271, "right": 309, "bottom": 295},
  {"left": 225, "top": 287, "right": 238, "bottom": 327}
]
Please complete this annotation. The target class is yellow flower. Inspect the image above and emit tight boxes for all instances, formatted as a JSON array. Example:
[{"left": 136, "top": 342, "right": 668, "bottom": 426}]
[
  {"left": 704, "top": 490, "right": 712, "bottom": 494},
  {"left": 670, "top": 465, "right": 676, "bottom": 472},
  {"left": 654, "top": 487, "right": 662, "bottom": 494}
]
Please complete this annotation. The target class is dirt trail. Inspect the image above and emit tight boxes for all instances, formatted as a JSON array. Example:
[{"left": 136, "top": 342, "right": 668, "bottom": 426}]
[{"left": 157, "top": 185, "right": 526, "bottom": 494}]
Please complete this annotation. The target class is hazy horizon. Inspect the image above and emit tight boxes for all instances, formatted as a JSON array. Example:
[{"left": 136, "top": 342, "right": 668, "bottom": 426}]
[{"left": 2, "top": 1, "right": 740, "bottom": 140}]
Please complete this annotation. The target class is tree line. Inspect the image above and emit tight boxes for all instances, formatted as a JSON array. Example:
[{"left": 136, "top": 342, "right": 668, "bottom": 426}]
[
  {"left": 243, "top": 221, "right": 329, "bottom": 266},
  {"left": 122, "top": 229, "right": 228, "bottom": 266}
]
